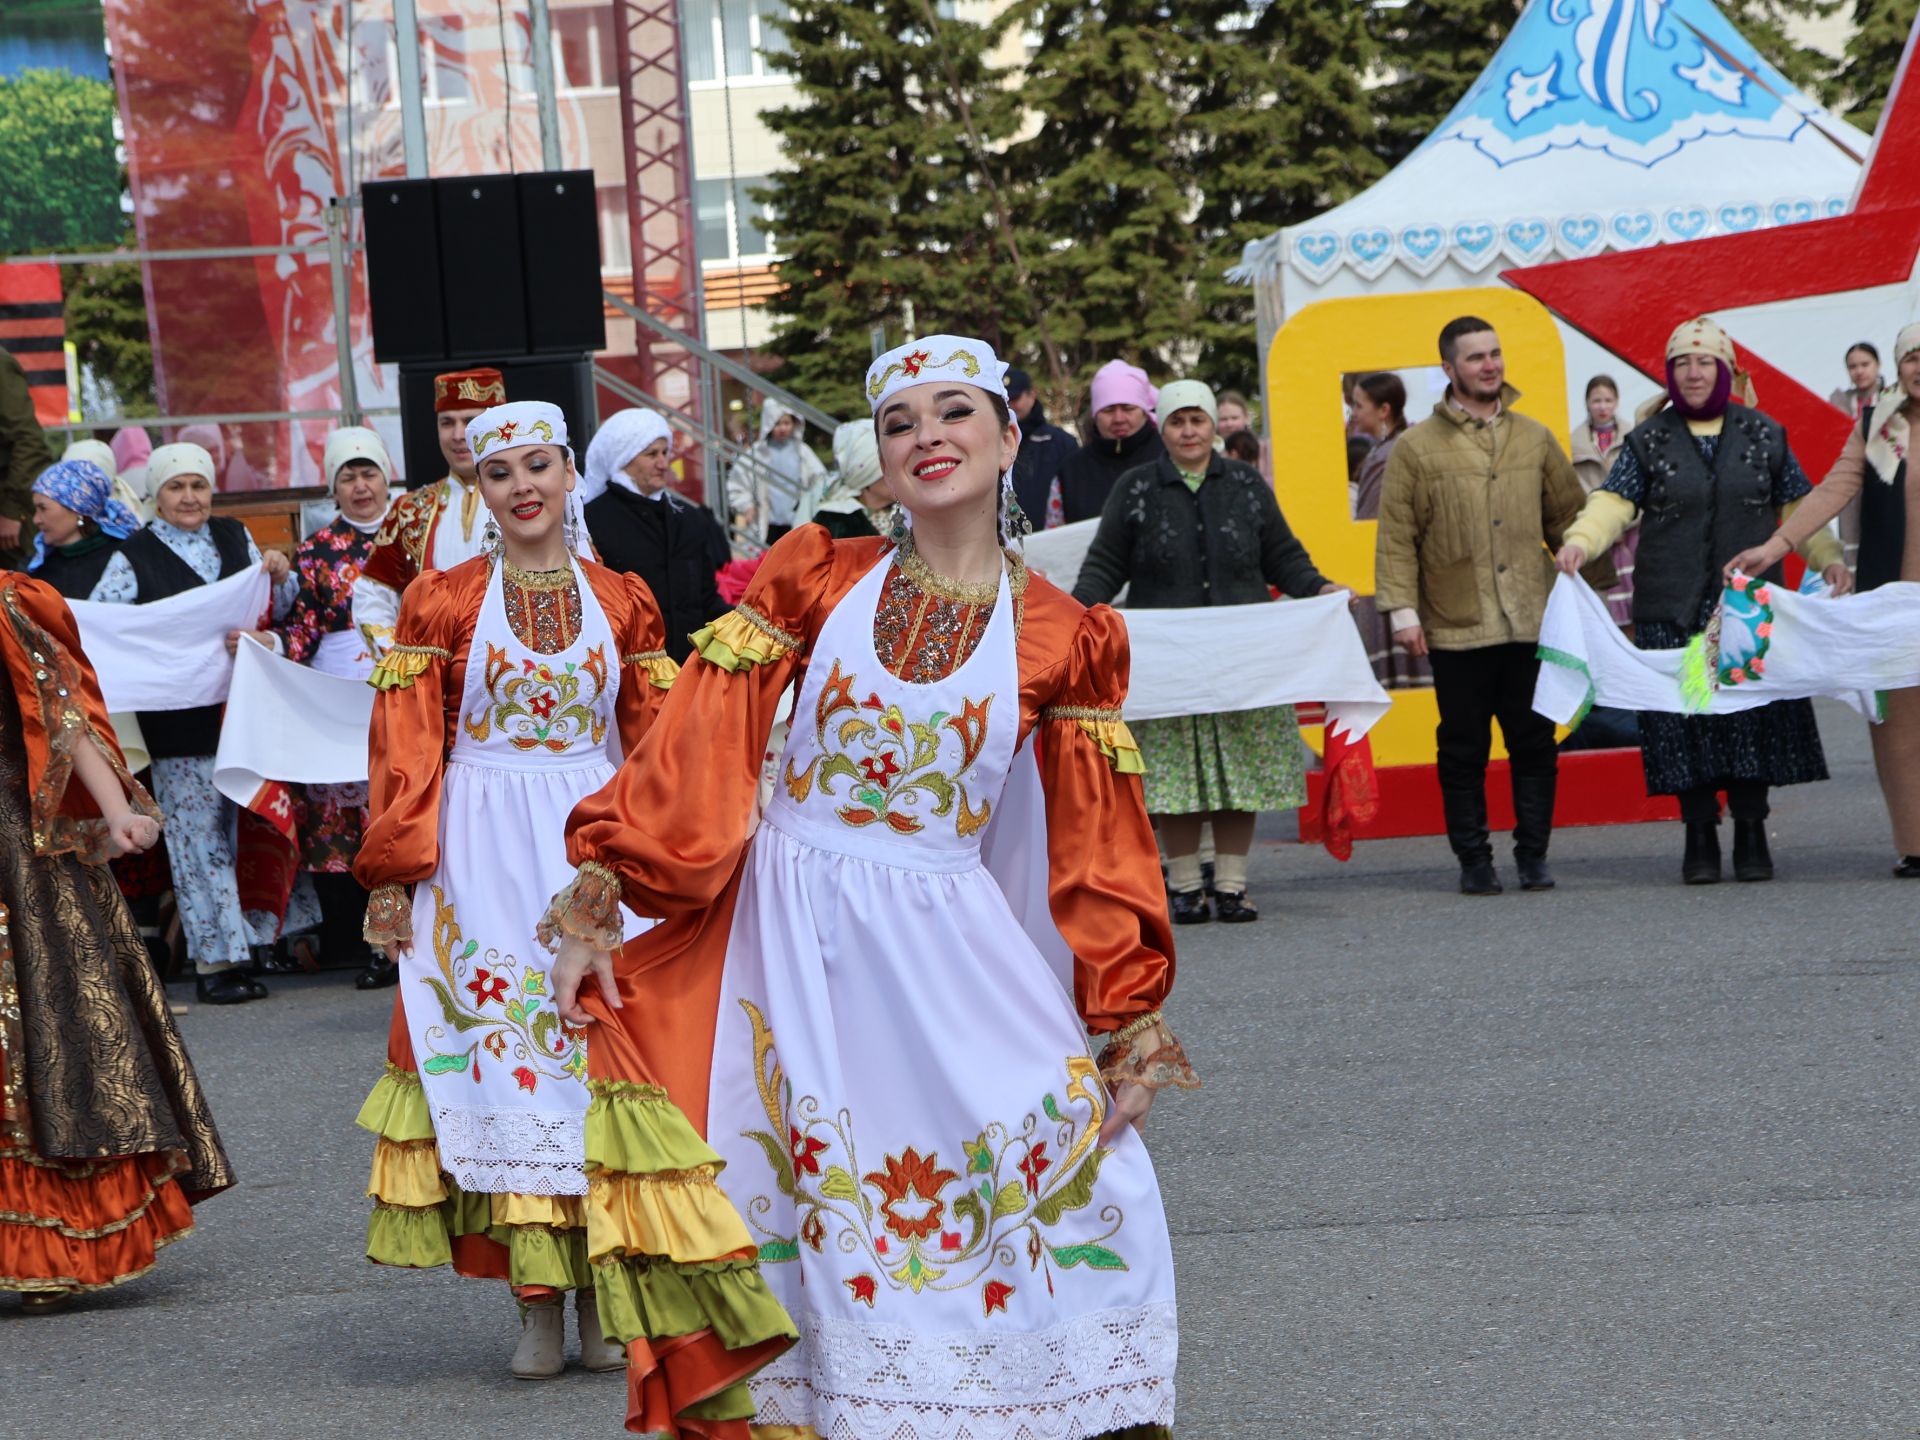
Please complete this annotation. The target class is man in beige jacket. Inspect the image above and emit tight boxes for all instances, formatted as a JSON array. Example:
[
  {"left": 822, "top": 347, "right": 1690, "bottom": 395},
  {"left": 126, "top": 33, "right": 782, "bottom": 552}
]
[{"left": 1374, "top": 316, "right": 1593, "bottom": 896}]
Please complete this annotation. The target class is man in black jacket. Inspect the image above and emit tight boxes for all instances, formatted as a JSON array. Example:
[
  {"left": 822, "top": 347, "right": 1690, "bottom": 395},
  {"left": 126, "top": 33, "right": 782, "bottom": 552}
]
[
  {"left": 1053, "top": 358, "right": 1166, "bottom": 524},
  {"left": 1005, "top": 367, "right": 1075, "bottom": 528}
]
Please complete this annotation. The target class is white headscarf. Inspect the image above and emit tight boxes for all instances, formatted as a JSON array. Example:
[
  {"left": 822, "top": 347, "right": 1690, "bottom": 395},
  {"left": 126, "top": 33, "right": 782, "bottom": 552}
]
[
  {"left": 62, "top": 439, "right": 118, "bottom": 478},
  {"left": 582, "top": 408, "right": 675, "bottom": 504},
  {"left": 322, "top": 426, "right": 395, "bottom": 534},
  {"left": 801, "top": 420, "right": 884, "bottom": 520},
  {"left": 148, "top": 443, "right": 218, "bottom": 494}
]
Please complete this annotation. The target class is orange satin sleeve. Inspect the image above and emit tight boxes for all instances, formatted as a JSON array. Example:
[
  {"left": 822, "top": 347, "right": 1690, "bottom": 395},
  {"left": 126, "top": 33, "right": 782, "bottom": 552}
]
[
  {"left": 353, "top": 569, "right": 465, "bottom": 891},
  {"left": 565, "top": 526, "right": 839, "bottom": 923},
  {"left": 1034, "top": 604, "right": 1176, "bottom": 1033},
  {"left": 2, "top": 574, "right": 136, "bottom": 805},
  {"left": 596, "top": 566, "right": 675, "bottom": 754}
]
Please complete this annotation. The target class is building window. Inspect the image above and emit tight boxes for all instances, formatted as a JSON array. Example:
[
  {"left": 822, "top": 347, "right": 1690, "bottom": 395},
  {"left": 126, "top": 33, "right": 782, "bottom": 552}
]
[
  {"left": 554, "top": 5, "right": 616, "bottom": 92},
  {"left": 684, "top": 0, "right": 790, "bottom": 84},
  {"left": 420, "top": 15, "right": 472, "bottom": 104},
  {"left": 694, "top": 174, "right": 778, "bottom": 264}
]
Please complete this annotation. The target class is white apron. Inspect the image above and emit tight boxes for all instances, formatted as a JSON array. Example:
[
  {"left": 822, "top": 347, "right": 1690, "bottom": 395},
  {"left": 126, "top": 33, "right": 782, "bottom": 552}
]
[
  {"left": 311, "top": 626, "right": 374, "bottom": 681},
  {"left": 707, "top": 553, "right": 1178, "bottom": 1438},
  {"left": 400, "top": 557, "right": 644, "bottom": 1196}
]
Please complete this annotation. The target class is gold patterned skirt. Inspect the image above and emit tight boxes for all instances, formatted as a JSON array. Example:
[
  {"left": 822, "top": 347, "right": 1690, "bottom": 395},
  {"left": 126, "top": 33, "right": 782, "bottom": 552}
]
[{"left": 0, "top": 681, "right": 234, "bottom": 1295}]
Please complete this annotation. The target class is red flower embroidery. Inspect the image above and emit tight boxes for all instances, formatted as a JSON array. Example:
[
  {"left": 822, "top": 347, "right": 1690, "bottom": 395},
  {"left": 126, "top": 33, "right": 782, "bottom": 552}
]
[
  {"left": 1018, "top": 1142, "right": 1051, "bottom": 1195},
  {"left": 483, "top": 1032, "right": 508, "bottom": 1059},
  {"left": 528, "top": 692, "right": 557, "bottom": 720},
  {"left": 498, "top": 422, "right": 518, "bottom": 442},
  {"left": 789, "top": 1126, "right": 829, "bottom": 1177},
  {"left": 864, "top": 1148, "right": 959, "bottom": 1243},
  {"left": 859, "top": 753, "right": 901, "bottom": 785},
  {"left": 982, "top": 1280, "right": 1014, "bottom": 1316},
  {"left": 523, "top": 658, "right": 537, "bottom": 674},
  {"left": 512, "top": 1066, "right": 538, "bottom": 1093},
  {"left": 846, "top": 1274, "right": 878, "bottom": 1308},
  {"left": 466, "top": 969, "right": 509, "bottom": 1008},
  {"left": 940, "top": 1231, "right": 963, "bottom": 1252},
  {"left": 901, "top": 350, "right": 929, "bottom": 377},
  {"left": 802, "top": 1212, "right": 826, "bottom": 1252}
]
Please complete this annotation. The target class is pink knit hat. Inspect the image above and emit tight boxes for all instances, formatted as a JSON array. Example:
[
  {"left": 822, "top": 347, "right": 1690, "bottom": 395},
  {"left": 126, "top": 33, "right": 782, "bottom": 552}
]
[{"left": 1089, "top": 359, "right": 1156, "bottom": 415}]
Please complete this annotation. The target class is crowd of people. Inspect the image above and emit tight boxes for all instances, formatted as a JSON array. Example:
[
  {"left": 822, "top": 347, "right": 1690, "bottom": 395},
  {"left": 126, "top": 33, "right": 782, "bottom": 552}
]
[{"left": 0, "top": 303, "right": 1914, "bottom": 1439}]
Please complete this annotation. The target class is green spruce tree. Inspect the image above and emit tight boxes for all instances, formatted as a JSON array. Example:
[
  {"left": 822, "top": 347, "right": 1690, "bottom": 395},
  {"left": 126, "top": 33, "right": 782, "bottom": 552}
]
[
  {"left": 1718, "top": 0, "right": 1842, "bottom": 94},
  {"left": 758, "top": 0, "right": 1033, "bottom": 419},
  {"left": 1366, "top": 0, "right": 1522, "bottom": 167},
  {"left": 1824, "top": 0, "right": 1919, "bottom": 129}
]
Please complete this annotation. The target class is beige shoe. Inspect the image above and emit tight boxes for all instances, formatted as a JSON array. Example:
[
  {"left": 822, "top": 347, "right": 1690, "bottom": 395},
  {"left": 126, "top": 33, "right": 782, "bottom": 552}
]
[
  {"left": 576, "top": 1289, "right": 626, "bottom": 1372},
  {"left": 511, "top": 1299, "right": 566, "bottom": 1380}
]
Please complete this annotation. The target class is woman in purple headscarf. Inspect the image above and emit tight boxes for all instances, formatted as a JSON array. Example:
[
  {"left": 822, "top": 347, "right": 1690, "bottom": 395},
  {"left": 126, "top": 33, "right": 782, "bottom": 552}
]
[
  {"left": 1556, "top": 317, "right": 1850, "bottom": 886},
  {"left": 28, "top": 458, "right": 141, "bottom": 600}
]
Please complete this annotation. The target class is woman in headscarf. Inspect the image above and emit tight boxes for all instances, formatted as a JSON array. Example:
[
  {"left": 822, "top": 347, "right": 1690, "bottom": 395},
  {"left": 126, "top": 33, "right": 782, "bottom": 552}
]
[
  {"left": 89, "top": 442, "right": 298, "bottom": 1004},
  {"left": 27, "top": 457, "right": 140, "bottom": 600},
  {"left": 110, "top": 427, "right": 155, "bottom": 521},
  {"left": 802, "top": 418, "right": 895, "bottom": 539},
  {"left": 0, "top": 569, "right": 233, "bottom": 1310},
  {"left": 1727, "top": 320, "right": 1920, "bottom": 877},
  {"left": 543, "top": 335, "right": 1196, "bottom": 1438},
  {"left": 726, "top": 398, "right": 825, "bottom": 547},
  {"left": 1556, "top": 317, "right": 1848, "bottom": 885},
  {"left": 350, "top": 401, "right": 704, "bottom": 1381},
  {"left": 582, "top": 407, "right": 729, "bottom": 663},
  {"left": 269, "top": 427, "right": 395, "bottom": 989}
]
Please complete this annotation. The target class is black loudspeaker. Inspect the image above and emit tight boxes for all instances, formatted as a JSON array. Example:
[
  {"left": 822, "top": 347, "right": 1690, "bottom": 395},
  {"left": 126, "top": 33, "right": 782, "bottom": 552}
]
[
  {"left": 363, "top": 180, "right": 445, "bottom": 364},
  {"left": 396, "top": 355, "right": 598, "bottom": 493},
  {"left": 435, "top": 176, "right": 529, "bottom": 357},
  {"left": 517, "top": 170, "right": 606, "bottom": 354}
]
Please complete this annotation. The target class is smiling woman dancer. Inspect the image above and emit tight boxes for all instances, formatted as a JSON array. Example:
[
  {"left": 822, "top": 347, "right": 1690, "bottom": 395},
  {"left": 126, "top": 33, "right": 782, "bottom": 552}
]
[
  {"left": 543, "top": 336, "right": 1199, "bottom": 1439},
  {"left": 349, "top": 401, "right": 752, "bottom": 1383}
]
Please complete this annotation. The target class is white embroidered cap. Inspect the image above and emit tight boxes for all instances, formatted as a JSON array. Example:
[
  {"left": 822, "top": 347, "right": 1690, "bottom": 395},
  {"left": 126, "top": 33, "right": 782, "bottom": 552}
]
[
  {"left": 466, "top": 401, "right": 572, "bottom": 465},
  {"left": 148, "top": 443, "right": 217, "bottom": 492},
  {"left": 323, "top": 426, "right": 395, "bottom": 489},
  {"left": 865, "top": 335, "right": 1008, "bottom": 414}
]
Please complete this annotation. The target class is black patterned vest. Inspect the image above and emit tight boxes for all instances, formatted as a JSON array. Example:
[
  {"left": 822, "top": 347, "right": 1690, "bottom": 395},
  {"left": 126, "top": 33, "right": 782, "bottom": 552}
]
[
  {"left": 1624, "top": 405, "right": 1788, "bottom": 629},
  {"left": 122, "top": 516, "right": 254, "bottom": 759}
]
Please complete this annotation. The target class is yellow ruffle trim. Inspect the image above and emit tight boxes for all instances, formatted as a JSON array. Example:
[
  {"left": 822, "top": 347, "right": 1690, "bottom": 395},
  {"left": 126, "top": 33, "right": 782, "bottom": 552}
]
[
  {"left": 368, "top": 644, "right": 445, "bottom": 692},
  {"left": 690, "top": 607, "right": 793, "bottom": 672},
  {"left": 367, "top": 1137, "right": 448, "bottom": 1208},
  {"left": 587, "top": 1168, "right": 753, "bottom": 1268},
  {"left": 751, "top": 1427, "right": 824, "bottom": 1439},
  {"left": 494, "top": 1192, "right": 587, "bottom": 1229},
  {"left": 623, "top": 651, "right": 681, "bottom": 690},
  {"left": 1052, "top": 712, "right": 1145, "bottom": 775}
]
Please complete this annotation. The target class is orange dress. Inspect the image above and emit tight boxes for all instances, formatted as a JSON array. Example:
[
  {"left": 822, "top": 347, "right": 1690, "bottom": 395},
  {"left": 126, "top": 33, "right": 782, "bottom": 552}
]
[
  {"left": 349, "top": 555, "right": 682, "bottom": 1291},
  {"left": 541, "top": 529, "right": 1197, "bottom": 1439},
  {"left": 0, "top": 573, "right": 233, "bottom": 1296}
]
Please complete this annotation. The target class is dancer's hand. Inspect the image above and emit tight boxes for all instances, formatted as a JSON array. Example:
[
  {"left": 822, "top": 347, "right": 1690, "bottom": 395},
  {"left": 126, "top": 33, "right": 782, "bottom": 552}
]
[
  {"left": 1098, "top": 1081, "right": 1155, "bottom": 1145},
  {"left": 383, "top": 941, "right": 412, "bottom": 964},
  {"left": 1823, "top": 562, "right": 1855, "bottom": 596},
  {"left": 555, "top": 935, "right": 621, "bottom": 1027},
  {"left": 107, "top": 810, "right": 160, "bottom": 856},
  {"left": 1554, "top": 544, "right": 1587, "bottom": 576}
]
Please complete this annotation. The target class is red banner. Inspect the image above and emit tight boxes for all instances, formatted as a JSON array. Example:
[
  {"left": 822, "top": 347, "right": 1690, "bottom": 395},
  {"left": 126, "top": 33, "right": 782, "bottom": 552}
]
[{"left": 0, "top": 264, "right": 68, "bottom": 426}]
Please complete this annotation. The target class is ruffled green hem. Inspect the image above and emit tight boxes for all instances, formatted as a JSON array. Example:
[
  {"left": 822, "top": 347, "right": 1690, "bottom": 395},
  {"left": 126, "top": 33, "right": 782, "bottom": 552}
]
[
  {"left": 354, "top": 1064, "right": 436, "bottom": 1143},
  {"left": 366, "top": 1184, "right": 591, "bottom": 1288},
  {"left": 593, "top": 1255, "right": 798, "bottom": 1405},
  {"left": 368, "top": 1202, "right": 453, "bottom": 1269},
  {"left": 585, "top": 1080, "right": 729, "bottom": 1178}
]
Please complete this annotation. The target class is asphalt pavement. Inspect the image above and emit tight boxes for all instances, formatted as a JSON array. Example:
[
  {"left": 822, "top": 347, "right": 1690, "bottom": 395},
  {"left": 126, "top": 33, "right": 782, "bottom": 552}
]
[{"left": 5, "top": 700, "right": 1915, "bottom": 1438}]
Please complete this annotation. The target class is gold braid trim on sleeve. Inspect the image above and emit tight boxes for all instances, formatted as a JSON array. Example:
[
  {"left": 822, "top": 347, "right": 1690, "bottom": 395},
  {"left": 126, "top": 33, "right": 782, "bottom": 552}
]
[
  {"left": 368, "top": 643, "right": 450, "bottom": 692},
  {"left": 1042, "top": 704, "right": 1144, "bottom": 776},
  {"left": 689, "top": 603, "right": 801, "bottom": 672},
  {"left": 363, "top": 884, "right": 412, "bottom": 948},
  {"left": 621, "top": 649, "right": 681, "bottom": 690},
  {"left": 535, "top": 861, "right": 626, "bottom": 953},
  {"left": 1096, "top": 1012, "right": 1202, "bottom": 1093}
]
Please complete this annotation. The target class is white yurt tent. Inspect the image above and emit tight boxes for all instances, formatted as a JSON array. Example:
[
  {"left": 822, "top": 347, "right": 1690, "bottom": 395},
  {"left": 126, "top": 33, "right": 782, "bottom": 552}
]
[{"left": 1236, "top": 0, "right": 1871, "bottom": 415}]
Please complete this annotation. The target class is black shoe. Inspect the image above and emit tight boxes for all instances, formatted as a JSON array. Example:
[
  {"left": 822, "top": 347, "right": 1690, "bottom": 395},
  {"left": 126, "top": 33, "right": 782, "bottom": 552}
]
[
  {"left": 1895, "top": 856, "right": 1920, "bottom": 879},
  {"left": 1732, "top": 819, "right": 1774, "bottom": 882},
  {"left": 1459, "top": 860, "right": 1503, "bottom": 895},
  {"left": 254, "top": 938, "right": 309, "bottom": 975},
  {"left": 1213, "top": 890, "right": 1258, "bottom": 923},
  {"left": 355, "top": 952, "right": 400, "bottom": 990},
  {"left": 1170, "top": 889, "right": 1212, "bottom": 925},
  {"left": 197, "top": 968, "right": 269, "bottom": 1005},
  {"left": 1200, "top": 861, "right": 1217, "bottom": 898},
  {"left": 1682, "top": 822, "right": 1722, "bottom": 885},
  {"left": 1515, "top": 855, "right": 1555, "bottom": 891}
]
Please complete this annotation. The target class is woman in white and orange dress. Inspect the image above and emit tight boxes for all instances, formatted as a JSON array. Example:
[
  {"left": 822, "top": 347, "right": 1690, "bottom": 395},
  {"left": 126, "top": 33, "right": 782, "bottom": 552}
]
[
  {"left": 545, "top": 336, "right": 1199, "bottom": 1439},
  {"left": 349, "top": 402, "right": 773, "bottom": 1382}
]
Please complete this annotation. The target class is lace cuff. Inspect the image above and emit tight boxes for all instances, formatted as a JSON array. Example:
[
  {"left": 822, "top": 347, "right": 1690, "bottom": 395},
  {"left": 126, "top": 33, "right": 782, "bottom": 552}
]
[
  {"left": 1095, "top": 1011, "right": 1201, "bottom": 1092},
  {"left": 363, "top": 884, "right": 412, "bottom": 947},
  {"left": 1044, "top": 705, "right": 1145, "bottom": 776},
  {"left": 535, "top": 861, "right": 625, "bottom": 952}
]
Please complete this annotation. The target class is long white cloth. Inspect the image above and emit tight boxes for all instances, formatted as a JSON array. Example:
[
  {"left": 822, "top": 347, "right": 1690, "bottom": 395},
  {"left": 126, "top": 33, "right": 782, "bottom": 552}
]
[
  {"left": 1120, "top": 591, "right": 1391, "bottom": 741},
  {"left": 1020, "top": 517, "right": 1100, "bottom": 595},
  {"left": 69, "top": 564, "right": 272, "bottom": 713},
  {"left": 212, "top": 636, "right": 373, "bottom": 806},
  {"left": 1534, "top": 572, "right": 1920, "bottom": 724}
]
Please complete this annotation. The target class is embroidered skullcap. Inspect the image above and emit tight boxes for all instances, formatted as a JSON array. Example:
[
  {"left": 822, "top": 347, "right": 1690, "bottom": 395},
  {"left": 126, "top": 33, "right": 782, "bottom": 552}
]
[
  {"left": 323, "top": 426, "right": 395, "bottom": 490},
  {"left": 1156, "top": 379, "right": 1218, "bottom": 426},
  {"left": 1895, "top": 322, "right": 1920, "bottom": 367},
  {"left": 28, "top": 459, "right": 138, "bottom": 571},
  {"left": 61, "top": 439, "right": 118, "bottom": 479},
  {"left": 1089, "top": 359, "right": 1157, "bottom": 416},
  {"left": 866, "top": 335, "right": 1008, "bottom": 414},
  {"left": 148, "top": 443, "right": 218, "bottom": 492},
  {"left": 467, "top": 401, "right": 571, "bottom": 466},
  {"left": 435, "top": 366, "right": 507, "bottom": 414},
  {"left": 583, "top": 408, "right": 674, "bottom": 502}
]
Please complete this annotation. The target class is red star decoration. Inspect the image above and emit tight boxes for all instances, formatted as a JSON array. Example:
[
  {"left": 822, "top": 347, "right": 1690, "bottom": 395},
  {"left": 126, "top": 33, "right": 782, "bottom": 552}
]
[
  {"left": 1503, "top": 41, "right": 1920, "bottom": 486},
  {"left": 465, "top": 968, "right": 509, "bottom": 1008},
  {"left": 901, "top": 350, "right": 929, "bottom": 377},
  {"left": 498, "top": 422, "right": 518, "bottom": 442}
]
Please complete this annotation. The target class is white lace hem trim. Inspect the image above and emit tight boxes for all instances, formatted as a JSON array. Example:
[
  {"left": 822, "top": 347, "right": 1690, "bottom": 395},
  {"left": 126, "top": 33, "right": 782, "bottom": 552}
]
[
  {"left": 749, "top": 1302, "right": 1177, "bottom": 1440},
  {"left": 430, "top": 1105, "right": 588, "bottom": 1196}
]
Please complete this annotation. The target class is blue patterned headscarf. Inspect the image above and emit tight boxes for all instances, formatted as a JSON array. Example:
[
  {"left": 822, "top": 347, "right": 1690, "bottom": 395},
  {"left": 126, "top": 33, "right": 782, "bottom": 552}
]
[{"left": 29, "top": 459, "right": 140, "bottom": 571}]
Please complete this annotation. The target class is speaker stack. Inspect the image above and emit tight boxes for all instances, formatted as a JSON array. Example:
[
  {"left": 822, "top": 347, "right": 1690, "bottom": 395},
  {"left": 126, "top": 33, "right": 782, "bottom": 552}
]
[{"left": 362, "top": 170, "right": 606, "bottom": 487}]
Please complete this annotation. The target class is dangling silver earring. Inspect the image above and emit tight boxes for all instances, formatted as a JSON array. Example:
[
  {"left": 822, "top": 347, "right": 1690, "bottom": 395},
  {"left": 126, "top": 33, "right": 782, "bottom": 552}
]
[
  {"left": 482, "top": 515, "right": 501, "bottom": 557},
  {"left": 564, "top": 502, "right": 580, "bottom": 555}
]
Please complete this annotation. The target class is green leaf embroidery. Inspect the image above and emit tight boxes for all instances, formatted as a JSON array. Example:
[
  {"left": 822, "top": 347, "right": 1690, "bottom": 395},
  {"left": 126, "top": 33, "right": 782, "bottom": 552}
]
[
  {"left": 531, "top": 1008, "right": 560, "bottom": 1057},
  {"left": 964, "top": 1136, "right": 994, "bottom": 1174},
  {"left": 422, "top": 977, "right": 493, "bottom": 1033},
  {"left": 951, "top": 1186, "right": 986, "bottom": 1246},
  {"left": 504, "top": 999, "right": 529, "bottom": 1026},
  {"left": 1032, "top": 1147, "right": 1109, "bottom": 1226},
  {"left": 757, "top": 1238, "right": 799, "bottom": 1263},
  {"left": 1042, "top": 1093, "right": 1063, "bottom": 1122},
  {"left": 991, "top": 1181, "right": 1027, "bottom": 1219},
  {"left": 743, "top": 1127, "right": 797, "bottom": 1199},
  {"left": 422, "top": 1052, "right": 470, "bottom": 1075},
  {"left": 1047, "top": 1241, "right": 1128, "bottom": 1271},
  {"left": 820, "top": 1165, "right": 861, "bottom": 1204},
  {"left": 458, "top": 939, "right": 478, "bottom": 961}
]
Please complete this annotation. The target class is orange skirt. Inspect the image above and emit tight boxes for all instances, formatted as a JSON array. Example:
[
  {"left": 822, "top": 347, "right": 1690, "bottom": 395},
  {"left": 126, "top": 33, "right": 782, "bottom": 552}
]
[{"left": 0, "top": 1145, "right": 196, "bottom": 1294}]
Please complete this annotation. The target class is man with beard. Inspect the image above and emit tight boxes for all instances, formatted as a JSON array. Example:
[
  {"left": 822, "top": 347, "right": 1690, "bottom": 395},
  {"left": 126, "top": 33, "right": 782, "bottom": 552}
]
[{"left": 1373, "top": 316, "right": 1594, "bottom": 898}]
